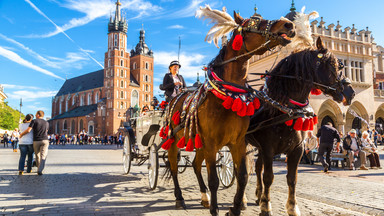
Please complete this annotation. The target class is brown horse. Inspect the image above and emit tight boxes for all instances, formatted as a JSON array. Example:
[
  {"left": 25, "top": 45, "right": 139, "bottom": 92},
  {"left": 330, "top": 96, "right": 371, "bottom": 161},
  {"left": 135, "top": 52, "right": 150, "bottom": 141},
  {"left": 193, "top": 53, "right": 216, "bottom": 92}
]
[
  {"left": 246, "top": 37, "right": 355, "bottom": 216},
  {"left": 162, "top": 8, "right": 295, "bottom": 216}
]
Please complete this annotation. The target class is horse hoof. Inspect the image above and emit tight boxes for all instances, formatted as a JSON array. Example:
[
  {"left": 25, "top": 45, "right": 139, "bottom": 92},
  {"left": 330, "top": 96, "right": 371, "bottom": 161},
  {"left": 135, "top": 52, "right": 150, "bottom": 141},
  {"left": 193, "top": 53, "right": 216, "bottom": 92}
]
[
  {"left": 175, "top": 200, "right": 186, "bottom": 210},
  {"left": 241, "top": 201, "right": 247, "bottom": 210},
  {"left": 259, "top": 211, "right": 272, "bottom": 216},
  {"left": 201, "top": 200, "right": 210, "bottom": 208},
  {"left": 225, "top": 207, "right": 240, "bottom": 216},
  {"left": 210, "top": 209, "right": 219, "bottom": 216}
]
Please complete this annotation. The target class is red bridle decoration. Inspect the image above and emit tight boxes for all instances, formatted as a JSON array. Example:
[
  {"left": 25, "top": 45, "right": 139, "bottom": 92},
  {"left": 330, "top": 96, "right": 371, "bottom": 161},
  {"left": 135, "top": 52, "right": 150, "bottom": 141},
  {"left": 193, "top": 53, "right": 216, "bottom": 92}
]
[
  {"left": 232, "top": 34, "right": 243, "bottom": 51},
  {"left": 310, "top": 88, "right": 322, "bottom": 95}
]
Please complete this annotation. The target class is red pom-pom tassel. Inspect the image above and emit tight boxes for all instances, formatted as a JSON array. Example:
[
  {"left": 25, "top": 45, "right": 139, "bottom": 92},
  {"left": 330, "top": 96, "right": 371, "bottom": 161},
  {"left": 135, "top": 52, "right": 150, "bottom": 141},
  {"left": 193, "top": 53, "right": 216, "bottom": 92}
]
[
  {"left": 161, "top": 137, "right": 174, "bottom": 150},
  {"left": 177, "top": 136, "right": 186, "bottom": 149},
  {"left": 195, "top": 134, "right": 203, "bottom": 149},
  {"left": 185, "top": 139, "right": 194, "bottom": 152},
  {"left": 159, "top": 127, "right": 165, "bottom": 138},
  {"left": 246, "top": 102, "right": 255, "bottom": 116},
  {"left": 293, "top": 118, "right": 303, "bottom": 131},
  {"left": 302, "top": 118, "right": 310, "bottom": 131},
  {"left": 285, "top": 119, "right": 293, "bottom": 126},
  {"left": 254, "top": 98, "right": 260, "bottom": 110},
  {"left": 222, "top": 97, "right": 234, "bottom": 109},
  {"left": 311, "top": 88, "right": 322, "bottom": 95},
  {"left": 232, "top": 98, "right": 243, "bottom": 112},
  {"left": 313, "top": 115, "right": 318, "bottom": 124},
  {"left": 164, "top": 126, "right": 169, "bottom": 138},
  {"left": 309, "top": 118, "right": 314, "bottom": 131},
  {"left": 173, "top": 111, "right": 181, "bottom": 125},
  {"left": 232, "top": 34, "right": 243, "bottom": 51},
  {"left": 237, "top": 102, "right": 247, "bottom": 117}
]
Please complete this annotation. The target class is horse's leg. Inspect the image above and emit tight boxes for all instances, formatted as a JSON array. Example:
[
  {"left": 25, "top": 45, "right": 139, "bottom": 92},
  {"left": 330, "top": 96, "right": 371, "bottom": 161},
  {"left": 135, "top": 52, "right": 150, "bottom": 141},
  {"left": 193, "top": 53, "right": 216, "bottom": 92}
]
[
  {"left": 205, "top": 151, "right": 220, "bottom": 216},
  {"left": 227, "top": 141, "right": 248, "bottom": 216},
  {"left": 255, "top": 156, "right": 263, "bottom": 206},
  {"left": 285, "top": 145, "right": 303, "bottom": 216},
  {"left": 168, "top": 141, "right": 186, "bottom": 209},
  {"left": 259, "top": 153, "right": 274, "bottom": 216},
  {"left": 193, "top": 149, "right": 210, "bottom": 208}
]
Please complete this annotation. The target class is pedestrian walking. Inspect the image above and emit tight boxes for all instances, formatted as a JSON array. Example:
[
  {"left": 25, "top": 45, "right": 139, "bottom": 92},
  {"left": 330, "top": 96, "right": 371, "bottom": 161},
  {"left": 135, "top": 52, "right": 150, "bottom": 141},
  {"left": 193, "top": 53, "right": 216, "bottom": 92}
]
[
  {"left": 19, "top": 110, "right": 49, "bottom": 175},
  {"left": 316, "top": 122, "right": 341, "bottom": 172},
  {"left": 18, "top": 114, "right": 35, "bottom": 175},
  {"left": 11, "top": 128, "right": 20, "bottom": 152},
  {"left": 3, "top": 131, "right": 9, "bottom": 148}
]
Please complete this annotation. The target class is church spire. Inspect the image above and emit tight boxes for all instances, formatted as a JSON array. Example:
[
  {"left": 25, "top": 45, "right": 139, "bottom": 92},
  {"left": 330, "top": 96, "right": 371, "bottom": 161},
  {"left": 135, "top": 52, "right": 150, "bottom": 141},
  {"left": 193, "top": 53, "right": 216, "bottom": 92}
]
[
  {"left": 108, "top": 0, "right": 127, "bottom": 33},
  {"left": 115, "top": 0, "right": 121, "bottom": 22},
  {"left": 290, "top": 0, "right": 296, "bottom": 12}
]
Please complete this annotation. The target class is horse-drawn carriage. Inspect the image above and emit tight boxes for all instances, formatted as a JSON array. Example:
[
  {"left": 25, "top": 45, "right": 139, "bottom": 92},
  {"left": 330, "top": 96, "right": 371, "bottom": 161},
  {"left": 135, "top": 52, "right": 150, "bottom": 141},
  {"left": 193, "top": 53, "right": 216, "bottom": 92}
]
[{"left": 121, "top": 108, "right": 236, "bottom": 190}]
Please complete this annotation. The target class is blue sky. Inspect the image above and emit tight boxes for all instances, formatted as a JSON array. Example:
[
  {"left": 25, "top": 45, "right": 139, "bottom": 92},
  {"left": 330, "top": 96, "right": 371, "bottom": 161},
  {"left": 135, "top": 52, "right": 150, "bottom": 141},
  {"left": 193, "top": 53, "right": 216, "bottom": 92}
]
[{"left": 1, "top": 0, "right": 384, "bottom": 118}]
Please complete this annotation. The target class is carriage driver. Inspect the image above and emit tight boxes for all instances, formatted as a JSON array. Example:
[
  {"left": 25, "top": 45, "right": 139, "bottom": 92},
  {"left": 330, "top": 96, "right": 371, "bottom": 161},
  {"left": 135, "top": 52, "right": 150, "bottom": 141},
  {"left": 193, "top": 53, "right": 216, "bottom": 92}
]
[{"left": 160, "top": 60, "right": 186, "bottom": 102}]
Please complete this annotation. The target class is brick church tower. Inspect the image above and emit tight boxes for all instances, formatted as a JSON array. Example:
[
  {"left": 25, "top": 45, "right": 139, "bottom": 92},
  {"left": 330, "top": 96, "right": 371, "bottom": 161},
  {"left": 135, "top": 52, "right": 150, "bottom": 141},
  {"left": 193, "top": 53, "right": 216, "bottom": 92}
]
[{"left": 104, "top": 0, "right": 130, "bottom": 135}]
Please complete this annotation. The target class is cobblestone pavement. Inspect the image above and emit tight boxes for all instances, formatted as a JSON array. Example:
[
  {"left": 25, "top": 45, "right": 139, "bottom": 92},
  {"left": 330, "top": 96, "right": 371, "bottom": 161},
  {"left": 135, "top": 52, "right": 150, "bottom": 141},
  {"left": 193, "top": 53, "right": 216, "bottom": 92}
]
[{"left": 1, "top": 144, "right": 383, "bottom": 216}]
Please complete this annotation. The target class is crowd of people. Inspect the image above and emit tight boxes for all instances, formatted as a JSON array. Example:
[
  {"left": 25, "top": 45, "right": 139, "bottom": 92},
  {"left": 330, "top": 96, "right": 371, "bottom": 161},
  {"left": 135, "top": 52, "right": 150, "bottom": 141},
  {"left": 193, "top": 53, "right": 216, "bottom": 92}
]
[
  {"left": 302, "top": 122, "right": 382, "bottom": 172},
  {"left": 46, "top": 133, "right": 124, "bottom": 146}
]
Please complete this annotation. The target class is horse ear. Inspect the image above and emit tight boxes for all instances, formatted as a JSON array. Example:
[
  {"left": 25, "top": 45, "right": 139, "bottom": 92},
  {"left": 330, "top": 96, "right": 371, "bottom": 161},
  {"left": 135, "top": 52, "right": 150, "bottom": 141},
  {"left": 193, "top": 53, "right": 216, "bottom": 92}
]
[
  {"left": 234, "top": 11, "right": 244, "bottom": 25},
  {"left": 316, "top": 37, "right": 326, "bottom": 51}
]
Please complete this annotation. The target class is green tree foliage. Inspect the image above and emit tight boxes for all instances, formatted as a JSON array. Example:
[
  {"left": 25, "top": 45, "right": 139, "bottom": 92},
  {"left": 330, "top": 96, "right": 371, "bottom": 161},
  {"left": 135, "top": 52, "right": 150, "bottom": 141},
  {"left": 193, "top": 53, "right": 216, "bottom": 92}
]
[{"left": 0, "top": 102, "right": 24, "bottom": 130}]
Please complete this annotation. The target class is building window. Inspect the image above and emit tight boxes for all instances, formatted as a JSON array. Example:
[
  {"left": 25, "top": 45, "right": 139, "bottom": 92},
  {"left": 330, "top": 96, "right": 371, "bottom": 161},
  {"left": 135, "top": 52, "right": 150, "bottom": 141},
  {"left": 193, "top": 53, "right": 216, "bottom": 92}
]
[
  {"left": 59, "top": 102, "right": 62, "bottom": 114},
  {"left": 88, "top": 93, "right": 92, "bottom": 105},
  {"left": 95, "top": 92, "right": 99, "bottom": 103},
  {"left": 379, "top": 82, "right": 384, "bottom": 90},
  {"left": 121, "top": 50, "right": 124, "bottom": 57},
  {"left": 114, "top": 34, "right": 118, "bottom": 47},
  {"left": 121, "top": 70, "right": 124, "bottom": 77},
  {"left": 145, "top": 94, "right": 149, "bottom": 102},
  {"left": 145, "top": 84, "right": 149, "bottom": 92},
  {"left": 120, "top": 91, "right": 124, "bottom": 99},
  {"left": 108, "top": 59, "right": 111, "bottom": 67},
  {"left": 145, "top": 62, "right": 149, "bottom": 70},
  {"left": 65, "top": 100, "right": 68, "bottom": 112},
  {"left": 121, "top": 60, "right": 124, "bottom": 67},
  {"left": 121, "top": 80, "right": 124, "bottom": 88},
  {"left": 133, "top": 62, "right": 137, "bottom": 70},
  {"left": 72, "top": 96, "right": 75, "bottom": 105},
  {"left": 378, "top": 54, "right": 383, "bottom": 72},
  {"left": 120, "top": 102, "right": 124, "bottom": 109}
]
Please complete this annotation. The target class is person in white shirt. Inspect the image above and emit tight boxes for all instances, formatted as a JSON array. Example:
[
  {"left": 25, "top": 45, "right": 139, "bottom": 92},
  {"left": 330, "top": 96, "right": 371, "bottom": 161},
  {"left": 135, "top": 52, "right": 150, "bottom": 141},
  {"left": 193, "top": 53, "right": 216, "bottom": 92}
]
[
  {"left": 302, "top": 131, "right": 318, "bottom": 165},
  {"left": 361, "top": 131, "right": 381, "bottom": 169},
  {"left": 11, "top": 128, "right": 20, "bottom": 152},
  {"left": 18, "top": 114, "right": 34, "bottom": 175},
  {"left": 343, "top": 129, "right": 368, "bottom": 170}
]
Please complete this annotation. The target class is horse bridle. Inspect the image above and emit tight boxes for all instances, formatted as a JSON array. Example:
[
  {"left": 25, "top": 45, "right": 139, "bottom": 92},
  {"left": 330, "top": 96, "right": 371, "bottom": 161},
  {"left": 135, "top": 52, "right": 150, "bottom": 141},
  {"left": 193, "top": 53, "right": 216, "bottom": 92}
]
[{"left": 214, "top": 16, "right": 284, "bottom": 67}]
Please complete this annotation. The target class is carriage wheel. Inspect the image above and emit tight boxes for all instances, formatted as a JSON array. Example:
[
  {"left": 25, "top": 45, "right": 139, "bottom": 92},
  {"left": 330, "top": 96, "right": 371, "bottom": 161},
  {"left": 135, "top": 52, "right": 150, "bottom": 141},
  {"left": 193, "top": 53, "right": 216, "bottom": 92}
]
[
  {"left": 178, "top": 155, "right": 187, "bottom": 174},
  {"left": 148, "top": 144, "right": 159, "bottom": 190},
  {"left": 217, "top": 146, "right": 235, "bottom": 188},
  {"left": 122, "top": 136, "right": 132, "bottom": 174}
]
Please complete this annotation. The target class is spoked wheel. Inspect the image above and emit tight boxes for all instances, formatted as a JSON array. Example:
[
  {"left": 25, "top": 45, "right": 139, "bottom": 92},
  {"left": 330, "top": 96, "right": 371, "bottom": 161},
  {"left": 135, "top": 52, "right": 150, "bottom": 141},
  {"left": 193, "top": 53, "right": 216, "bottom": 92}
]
[
  {"left": 122, "top": 136, "right": 132, "bottom": 174},
  {"left": 217, "top": 146, "right": 235, "bottom": 188},
  {"left": 178, "top": 155, "right": 187, "bottom": 174},
  {"left": 148, "top": 144, "right": 159, "bottom": 190}
]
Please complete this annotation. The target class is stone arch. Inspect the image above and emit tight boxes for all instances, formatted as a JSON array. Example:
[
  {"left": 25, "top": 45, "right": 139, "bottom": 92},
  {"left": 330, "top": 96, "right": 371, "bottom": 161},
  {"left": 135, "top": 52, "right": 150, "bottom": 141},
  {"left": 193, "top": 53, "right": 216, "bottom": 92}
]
[
  {"left": 346, "top": 101, "right": 369, "bottom": 133},
  {"left": 88, "top": 121, "right": 94, "bottom": 135},
  {"left": 317, "top": 99, "right": 343, "bottom": 131},
  {"left": 375, "top": 104, "right": 384, "bottom": 134}
]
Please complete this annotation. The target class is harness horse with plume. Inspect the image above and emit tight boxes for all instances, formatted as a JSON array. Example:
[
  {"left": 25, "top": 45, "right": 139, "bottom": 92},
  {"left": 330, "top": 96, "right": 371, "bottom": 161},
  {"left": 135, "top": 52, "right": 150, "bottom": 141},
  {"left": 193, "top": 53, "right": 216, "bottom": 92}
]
[{"left": 158, "top": 5, "right": 295, "bottom": 216}]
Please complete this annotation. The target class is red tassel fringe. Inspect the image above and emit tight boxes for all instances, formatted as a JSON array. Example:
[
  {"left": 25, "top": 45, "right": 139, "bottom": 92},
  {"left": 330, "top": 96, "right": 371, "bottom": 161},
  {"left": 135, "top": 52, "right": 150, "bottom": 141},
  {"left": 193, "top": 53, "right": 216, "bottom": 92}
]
[
  {"left": 232, "top": 34, "right": 243, "bottom": 51},
  {"left": 311, "top": 89, "right": 322, "bottom": 95},
  {"left": 254, "top": 98, "right": 260, "bottom": 110},
  {"left": 159, "top": 127, "right": 165, "bottom": 138},
  {"left": 293, "top": 118, "right": 303, "bottom": 131},
  {"left": 313, "top": 115, "right": 318, "bottom": 124},
  {"left": 195, "top": 134, "right": 203, "bottom": 149},
  {"left": 285, "top": 119, "right": 293, "bottom": 126},
  {"left": 246, "top": 102, "right": 255, "bottom": 116},
  {"left": 222, "top": 97, "right": 234, "bottom": 109},
  {"left": 164, "top": 126, "right": 169, "bottom": 138},
  {"left": 302, "top": 118, "right": 310, "bottom": 131},
  {"left": 309, "top": 118, "right": 314, "bottom": 131},
  {"left": 237, "top": 102, "right": 247, "bottom": 117},
  {"left": 172, "top": 111, "right": 181, "bottom": 125},
  {"left": 161, "top": 138, "right": 174, "bottom": 150},
  {"left": 232, "top": 98, "right": 243, "bottom": 112},
  {"left": 185, "top": 139, "right": 194, "bottom": 152},
  {"left": 177, "top": 136, "right": 186, "bottom": 149}
]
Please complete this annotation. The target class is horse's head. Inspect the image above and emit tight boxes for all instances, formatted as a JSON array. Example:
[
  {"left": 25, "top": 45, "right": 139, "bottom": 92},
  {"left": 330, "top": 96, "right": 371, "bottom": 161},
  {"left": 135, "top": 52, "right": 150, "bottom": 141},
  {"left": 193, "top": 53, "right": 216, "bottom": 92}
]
[
  {"left": 231, "top": 12, "right": 296, "bottom": 54},
  {"left": 312, "top": 37, "right": 355, "bottom": 105}
]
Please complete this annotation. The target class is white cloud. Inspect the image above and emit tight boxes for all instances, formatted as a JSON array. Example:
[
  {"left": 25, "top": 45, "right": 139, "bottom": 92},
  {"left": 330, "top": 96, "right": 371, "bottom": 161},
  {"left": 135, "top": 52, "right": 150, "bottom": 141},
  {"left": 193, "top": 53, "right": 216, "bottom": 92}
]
[
  {"left": 26, "top": 105, "right": 48, "bottom": 111},
  {"left": 168, "top": 25, "right": 184, "bottom": 29},
  {"left": 25, "top": 0, "right": 161, "bottom": 38},
  {"left": 0, "top": 46, "right": 64, "bottom": 80},
  {"left": 154, "top": 51, "right": 206, "bottom": 79},
  {"left": 1, "top": 84, "right": 41, "bottom": 90},
  {"left": 7, "top": 90, "right": 57, "bottom": 102}
]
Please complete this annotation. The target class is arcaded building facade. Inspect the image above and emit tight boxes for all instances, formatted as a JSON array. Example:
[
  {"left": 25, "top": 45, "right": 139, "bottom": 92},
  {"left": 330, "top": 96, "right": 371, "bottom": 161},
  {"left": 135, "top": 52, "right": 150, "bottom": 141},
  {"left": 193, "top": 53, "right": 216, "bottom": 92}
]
[{"left": 49, "top": 0, "right": 154, "bottom": 136}]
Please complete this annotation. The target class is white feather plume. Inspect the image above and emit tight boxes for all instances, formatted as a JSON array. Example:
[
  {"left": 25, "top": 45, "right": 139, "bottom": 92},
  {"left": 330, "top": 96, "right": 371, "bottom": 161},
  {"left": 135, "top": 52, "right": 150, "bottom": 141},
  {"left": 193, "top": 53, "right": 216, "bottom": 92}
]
[
  {"left": 287, "top": 6, "right": 319, "bottom": 51},
  {"left": 196, "top": 5, "right": 238, "bottom": 48}
]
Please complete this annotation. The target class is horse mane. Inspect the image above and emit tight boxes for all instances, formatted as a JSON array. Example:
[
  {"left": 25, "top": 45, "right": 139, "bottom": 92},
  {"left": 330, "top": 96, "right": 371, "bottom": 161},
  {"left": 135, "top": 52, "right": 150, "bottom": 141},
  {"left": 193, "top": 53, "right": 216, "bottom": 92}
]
[
  {"left": 196, "top": 5, "right": 238, "bottom": 48},
  {"left": 207, "top": 44, "right": 228, "bottom": 76},
  {"left": 266, "top": 48, "right": 322, "bottom": 105}
]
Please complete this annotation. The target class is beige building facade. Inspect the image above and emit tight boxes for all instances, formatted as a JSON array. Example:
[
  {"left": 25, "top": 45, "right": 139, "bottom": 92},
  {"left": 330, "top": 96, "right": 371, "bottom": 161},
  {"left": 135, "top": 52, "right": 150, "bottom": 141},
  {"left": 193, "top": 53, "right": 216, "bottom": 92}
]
[
  {"left": 248, "top": 17, "right": 384, "bottom": 135},
  {"left": 0, "top": 85, "right": 7, "bottom": 103}
]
